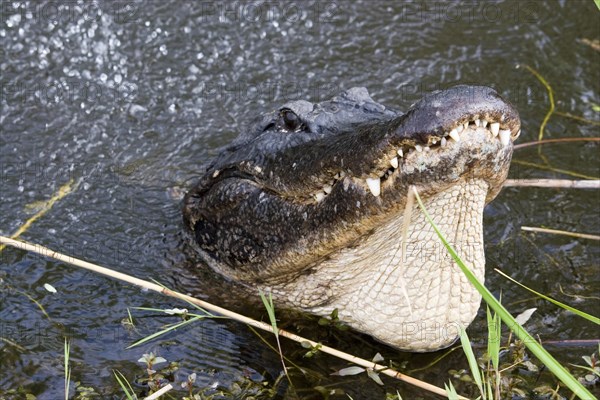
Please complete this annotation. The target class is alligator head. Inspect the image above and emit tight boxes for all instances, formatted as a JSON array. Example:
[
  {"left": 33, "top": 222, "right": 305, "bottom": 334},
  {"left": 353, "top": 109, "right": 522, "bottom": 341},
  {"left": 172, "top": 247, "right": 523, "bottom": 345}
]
[{"left": 183, "top": 86, "right": 520, "bottom": 351}]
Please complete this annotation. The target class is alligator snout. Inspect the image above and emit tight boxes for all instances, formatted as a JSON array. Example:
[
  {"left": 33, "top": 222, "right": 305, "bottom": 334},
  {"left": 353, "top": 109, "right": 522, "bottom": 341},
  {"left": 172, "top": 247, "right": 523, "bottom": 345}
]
[{"left": 394, "top": 85, "right": 520, "bottom": 144}]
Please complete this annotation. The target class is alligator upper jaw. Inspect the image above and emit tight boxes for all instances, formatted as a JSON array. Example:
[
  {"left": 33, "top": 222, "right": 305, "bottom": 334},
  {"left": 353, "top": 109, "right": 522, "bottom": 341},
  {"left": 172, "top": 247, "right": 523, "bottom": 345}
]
[
  {"left": 306, "top": 85, "right": 520, "bottom": 202},
  {"left": 182, "top": 85, "right": 520, "bottom": 280},
  {"left": 311, "top": 114, "right": 519, "bottom": 204},
  {"left": 191, "top": 86, "right": 520, "bottom": 204}
]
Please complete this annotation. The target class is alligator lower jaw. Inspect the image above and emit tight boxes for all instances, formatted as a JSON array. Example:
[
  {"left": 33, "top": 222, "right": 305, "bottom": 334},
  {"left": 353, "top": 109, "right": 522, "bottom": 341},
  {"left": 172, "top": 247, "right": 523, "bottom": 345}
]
[{"left": 265, "top": 177, "right": 490, "bottom": 351}]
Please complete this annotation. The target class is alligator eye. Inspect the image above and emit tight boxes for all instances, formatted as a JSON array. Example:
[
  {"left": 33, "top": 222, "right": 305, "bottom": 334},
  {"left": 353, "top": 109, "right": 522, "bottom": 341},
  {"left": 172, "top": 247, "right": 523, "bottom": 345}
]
[{"left": 280, "top": 109, "right": 303, "bottom": 132}]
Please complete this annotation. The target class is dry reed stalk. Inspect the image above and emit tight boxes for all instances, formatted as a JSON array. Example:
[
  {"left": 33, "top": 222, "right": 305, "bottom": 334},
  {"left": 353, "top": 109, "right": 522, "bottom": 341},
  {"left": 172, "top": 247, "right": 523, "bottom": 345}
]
[
  {"left": 521, "top": 226, "right": 600, "bottom": 241},
  {"left": 503, "top": 179, "right": 600, "bottom": 189},
  {"left": 0, "top": 235, "right": 462, "bottom": 399}
]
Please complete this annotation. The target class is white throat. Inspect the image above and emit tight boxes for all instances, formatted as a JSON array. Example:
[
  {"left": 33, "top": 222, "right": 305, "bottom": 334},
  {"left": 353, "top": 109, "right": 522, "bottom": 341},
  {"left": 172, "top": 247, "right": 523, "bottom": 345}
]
[{"left": 267, "top": 178, "right": 488, "bottom": 351}]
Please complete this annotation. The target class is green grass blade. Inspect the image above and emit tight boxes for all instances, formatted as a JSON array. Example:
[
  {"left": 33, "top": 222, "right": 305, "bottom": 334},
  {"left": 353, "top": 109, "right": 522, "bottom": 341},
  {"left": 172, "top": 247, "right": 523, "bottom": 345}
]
[
  {"left": 486, "top": 306, "right": 500, "bottom": 371},
  {"left": 459, "top": 327, "right": 484, "bottom": 398},
  {"left": 127, "top": 307, "right": 135, "bottom": 327},
  {"left": 113, "top": 370, "right": 136, "bottom": 400},
  {"left": 132, "top": 306, "right": 225, "bottom": 320},
  {"left": 127, "top": 316, "right": 202, "bottom": 349},
  {"left": 486, "top": 306, "right": 501, "bottom": 399},
  {"left": 259, "top": 290, "right": 290, "bottom": 381},
  {"left": 413, "top": 189, "right": 595, "bottom": 399},
  {"left": 64, "top": 338, "right": 71, "bottom": 400},
  {"left": 149, "top": 279, "right": 216, "bottom": 316},
  {"left": 486, "top": 377, "right": 493, "bottom": 400},
  {"left": 495, "top": 269, "right": 600, "bottom": 325},
  {"left": 570, "top": 364, "right": 600, "bottom": 378},
  {"left": 259, "top": 290, "right": 279, "bottom": 339},
  {"left": 444, "top": 381, "right": 460, "bottom": 400}
]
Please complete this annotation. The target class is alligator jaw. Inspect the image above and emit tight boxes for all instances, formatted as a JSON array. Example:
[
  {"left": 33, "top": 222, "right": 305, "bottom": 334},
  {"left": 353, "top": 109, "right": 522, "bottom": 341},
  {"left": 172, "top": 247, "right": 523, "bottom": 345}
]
[{"left": 310, "top": 116, "right": 519, "bottom": 203}]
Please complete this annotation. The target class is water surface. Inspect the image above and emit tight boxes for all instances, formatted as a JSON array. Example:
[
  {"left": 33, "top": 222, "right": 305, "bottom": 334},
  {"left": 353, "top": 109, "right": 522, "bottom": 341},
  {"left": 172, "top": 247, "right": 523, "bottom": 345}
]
[{"left": 1, "top": 1, "right": 598, "bottom": 398}]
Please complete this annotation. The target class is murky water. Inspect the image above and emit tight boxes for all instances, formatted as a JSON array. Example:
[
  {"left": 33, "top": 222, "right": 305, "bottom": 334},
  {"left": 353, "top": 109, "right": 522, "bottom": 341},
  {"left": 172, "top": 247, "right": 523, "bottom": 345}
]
[{"left": 1, "top": 1, "right": 598, "bottom": 399}]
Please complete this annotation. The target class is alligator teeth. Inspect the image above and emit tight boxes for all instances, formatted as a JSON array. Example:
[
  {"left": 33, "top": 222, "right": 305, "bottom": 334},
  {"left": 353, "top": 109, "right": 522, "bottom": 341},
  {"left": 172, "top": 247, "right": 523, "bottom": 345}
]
[
  {"left": 397, "top": 148, "right": 403, "bottom": 157},
  {"left": 449, "top": 128, "right": 460, "bottom": 142},
  {"left": 499, "top": 129, "right": 511, "bottom": 146},
  {"left": 463, "top": 122, "right": 469, "bottom": 130},
  {"left": 440, "top": 137, "right": 447, "bottom": 147},
  {"left": 424, "top": 146, "right": 431, "bottom": 152},
  {"left": 366, "top": 177, "right": 381, "bottom": 197},
  {"left": 314, "top": 192, "right": 325, "bottom": 202},
  {"left": 474, "top": 119, "right": 480, "bottom": 126},
  {"left": 490, "top": 122, "right": 500, "bottom": 137},
  {"left": 415, "top": 144, "right": 423, "bottom": 152},
  {"left": 390, "top": 157, "right": 399, "bottom": 169},
  {"left": 456, "top": 125, "right": 464, "bottom": 134},
  {"left": 515, "top": 129, "right": 521, "bottom": 139},
  {"left": 482, "top": 120, "right": 488, "bottom": 128},
  {"left": 323, "top": 184, "right": 333, "bottom": 194},
  {"left": 431, "top": 137, "right": 438, "bottom": 144}
]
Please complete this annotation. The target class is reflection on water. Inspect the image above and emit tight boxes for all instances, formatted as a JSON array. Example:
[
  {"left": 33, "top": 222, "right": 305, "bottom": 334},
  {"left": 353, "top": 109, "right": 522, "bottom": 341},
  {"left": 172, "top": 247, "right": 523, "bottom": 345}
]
[{"left": 1, "top": 1, "right": 598, "bottom": 398}]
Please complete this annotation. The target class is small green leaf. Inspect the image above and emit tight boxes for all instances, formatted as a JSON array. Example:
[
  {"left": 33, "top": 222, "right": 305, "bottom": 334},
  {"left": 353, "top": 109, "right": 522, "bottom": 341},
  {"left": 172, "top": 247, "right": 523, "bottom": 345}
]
[
  {"left": 153, "top": 356, "right": 167, "bottom": 365},
  {"left": 333, "top": 366, "right": 365, "bottom": 376},
  {"left": 514, "top": 307, "right": 537, "bottom": 326},
  {"left": 459, "top": 327, "right": 483, "bottom": 397},
  {"left": 444, "top": 381, "right": 460, "bottom": 400},
  {"left": 367, "top": 368, "right": 384, "bottom": 385},
  {"left": 372, "top": 352, "right": 384, "bottom": 363},
  {"left": 331, "top": 308, "right": 339, "bottom": 320}
]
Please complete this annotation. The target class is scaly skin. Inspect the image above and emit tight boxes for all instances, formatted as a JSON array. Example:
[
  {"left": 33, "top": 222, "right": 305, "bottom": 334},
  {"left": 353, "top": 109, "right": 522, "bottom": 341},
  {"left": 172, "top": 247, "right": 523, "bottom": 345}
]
[{"left": 183, "top": 86, "right": 520, "bottom": 351}]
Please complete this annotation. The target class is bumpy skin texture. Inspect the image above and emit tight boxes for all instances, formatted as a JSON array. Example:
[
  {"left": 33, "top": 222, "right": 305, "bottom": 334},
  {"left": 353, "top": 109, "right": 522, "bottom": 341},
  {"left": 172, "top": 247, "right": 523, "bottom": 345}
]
[{"left": 183, "top": 86, "right": 520, "bottom": 351}]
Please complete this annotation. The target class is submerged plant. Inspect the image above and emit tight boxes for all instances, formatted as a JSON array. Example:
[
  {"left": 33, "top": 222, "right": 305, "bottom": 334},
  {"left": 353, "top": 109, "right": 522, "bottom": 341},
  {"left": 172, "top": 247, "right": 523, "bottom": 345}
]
[
  {"left": 572, "top": 345, "right": 600, "bottom": 387},
  {"left": 318, "top": 308, "right": 349, "bottom": 331},
  {"left": 136, "top": 352, "right": 178, "bottom": 394}
]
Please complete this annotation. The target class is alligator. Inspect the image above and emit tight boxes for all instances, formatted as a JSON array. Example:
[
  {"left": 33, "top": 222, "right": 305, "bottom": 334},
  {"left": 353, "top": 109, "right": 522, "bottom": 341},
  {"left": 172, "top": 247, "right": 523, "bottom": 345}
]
[{"left": 182, "top": 85, "right": 520, "bottom": 351}]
